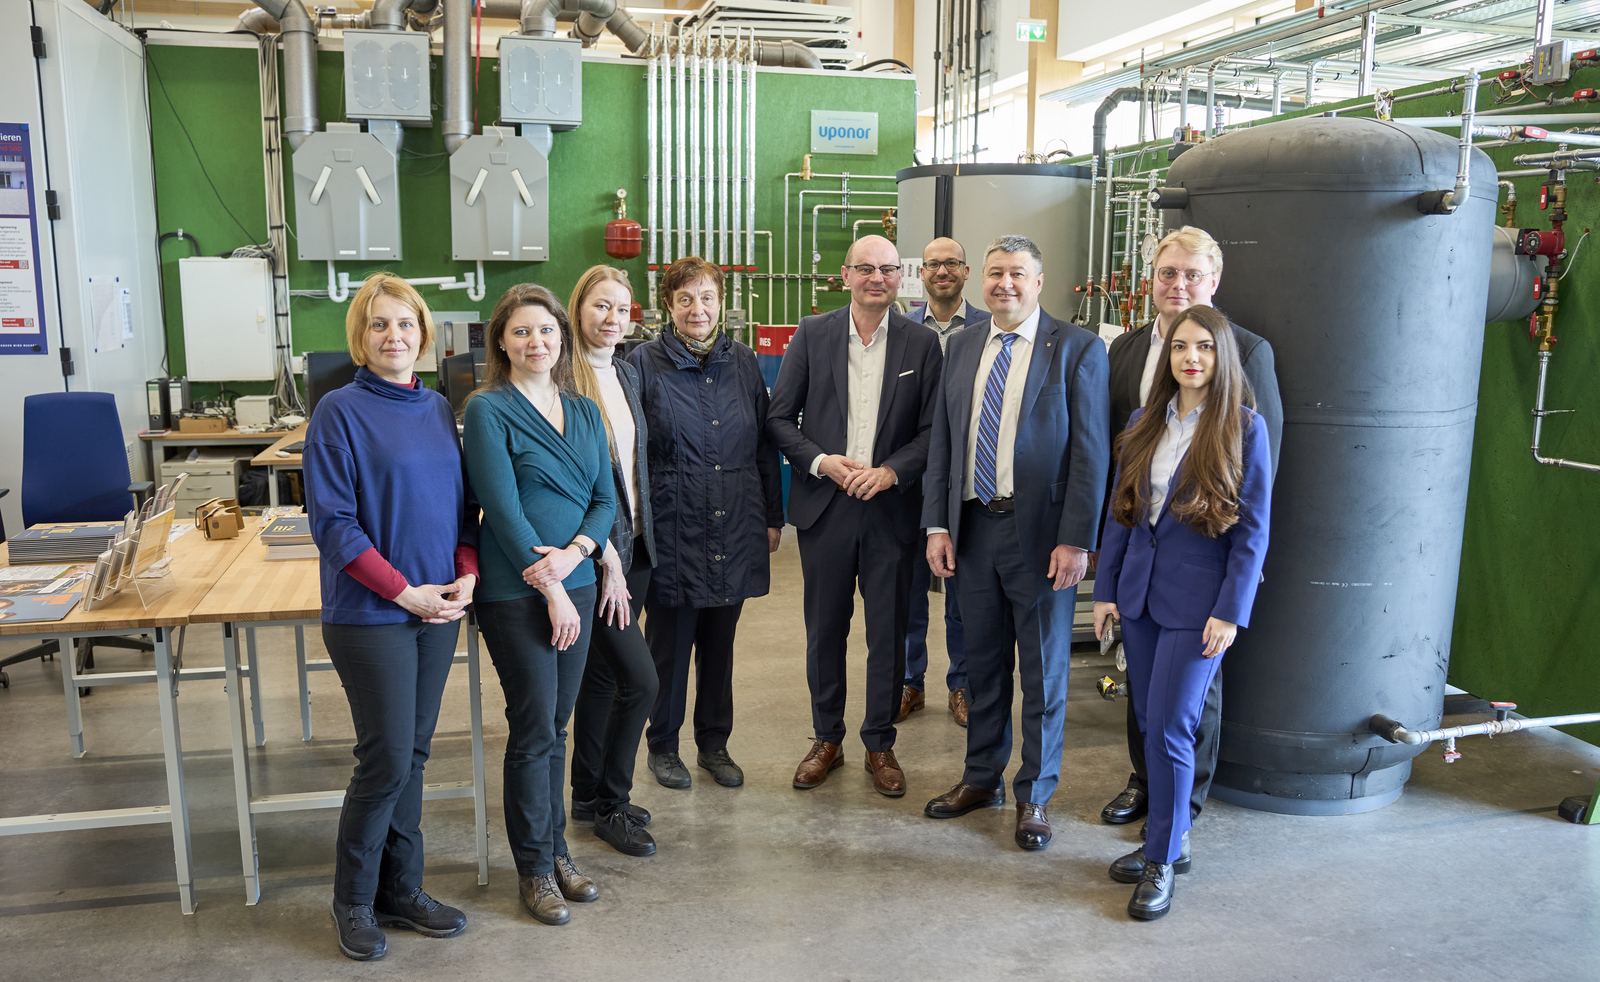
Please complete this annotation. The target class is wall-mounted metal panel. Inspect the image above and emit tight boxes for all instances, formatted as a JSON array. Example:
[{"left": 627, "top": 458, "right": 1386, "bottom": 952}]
[
  {"left": 449, "top": 127, "right": 548, "bottom": 262},
  {"left": 343, "top": 29, "right": 432, "bottom": 124},
  {"left": 292, "top": 124, "right": 402, "bottom": 261},
  {"left": 498, "top": 36, "right": 583, "bottom": 130},
  {"left": 178, "top": 257, "right": 275, "bottom": 382}
]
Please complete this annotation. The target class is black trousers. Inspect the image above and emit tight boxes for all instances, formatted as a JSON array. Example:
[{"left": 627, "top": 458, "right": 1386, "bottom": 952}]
[
  {"left": 477, "top": 585, "right": 597, "bottom": 878},
  {"left": 796, "top": 493, "right": 913, "bottom": 752},
  {"left": 570, "top": 538, "right": 657, "bottom": 813},
  {"left": 1126, "top": 663, "right": 1223, "bottom": 820},
  {"left": 322, "top": 619, "right": 459, "bottom": 905},
  {"left": 643, "top": 601, "right": 742, "bottom": 755}
]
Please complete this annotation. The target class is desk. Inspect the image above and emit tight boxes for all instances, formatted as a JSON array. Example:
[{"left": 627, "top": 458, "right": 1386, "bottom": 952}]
[
  {"left": 0, "top": 524, "right": 258, "bottom": 915},
  {"left": 139, "top": 427, "right": 284, "bottom": 489},
  {"left": 248, "top": 423, "right": 308, "bottom": 507},
  {"left": 189, "top": 535, "right": 490, "bottom": 905}
]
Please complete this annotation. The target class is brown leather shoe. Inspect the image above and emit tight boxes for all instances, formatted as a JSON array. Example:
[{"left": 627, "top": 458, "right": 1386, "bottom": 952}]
[
  {"left": 865, "top": 750, "right": 906, "bottom": 797},
  {"left": 924, "top": 781, "right": 1005, "bottom": 818},
  {"left": 792, "top": 739, "right": 844, "bottom": 789},
  {"left": 895, "top": 686, "right": 925, "bottom": 723},
  {"left": 949, "top": 689, "right": 969, "bottom": 728},
  {"left": 1015, "top": 801, "right": 1052, "bottom": 851}
]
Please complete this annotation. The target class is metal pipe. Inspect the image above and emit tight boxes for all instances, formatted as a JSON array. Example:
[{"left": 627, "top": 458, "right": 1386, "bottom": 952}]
[
  {"left": 1271, "top": 71, "right": 1282, "bottom": 116},
  {"left": 1370, "top": 707, "right": 1600, "bottom": 746},
  {"left": 675, "top": 37, "right": 686, "bottom": 259},
  {"left": 1178, "top": 68, "right": 1189, "bottom": 131},
  {"left": 519, "top": 0, "right": 557, "bottom": 36},
  {"left": 661, "top": 33, "right": 674, "bottom": 266},
  {"left": 754, "top": 39, "right": 823, "bottom": 69},
  {"left": 565, "top": 0, "right": 617, "bottom": 45},
  {"left": 442, "top": 0, "right": 472, "bottom": 153},
  {"left": 689, "top": 32, "right": 702, "bottom": 257},
  {"left": 1099, "top": 178, "right": 1114, "bottom": 325},
  {"left": 810, "top": 203, "right": 883, "bottom": 310},
  {"left": 251, "top": 0, "right": 319, "bottom": 151},
  {"left": 1513, "top": 147, "right": 1600, "bottom": 164},
  {"left": 745, "top": 30, "right": 756, "bottom": 300},
  {"left": 1083, "top": 164, "right": 1097, "bottom": 319},
  {"left": 718, "top": 30, "right": 730, "bottom": 273},
  {"left": 1532, "top": 350, "right": 1600, "bottom": 473},
  {"left": 731, "top": 28, "right": 743, "bottom": 304},
  {"left": 369, "top": 0, "right": 437, "bottom": 31},
  {"left": 705, "top": 30, "right": 716, "bottom": 266},
  {"left": 1394, "top": 114, "right": 1600, "bottom": 129},
  {"left": 1205, "top": 64, "right": 1217, "bottom": 138},
  {"left": 646, "top": 26, "right": 659, "bottom": 306},
  {"left": 851, "top": 218, "right": 884, "bottom": 239},
  {"left": 599, "top": 8, "right": 648, "bottom": 52},
  {"left": 1306, "top": 60, "right": 1319, "bottom": 108},
  {"left": 1434, "top": 68, "right": 1480, "bottom": 214},
  {"left": 1356, "top": 10, "right": 1377, "bottom": 97}
]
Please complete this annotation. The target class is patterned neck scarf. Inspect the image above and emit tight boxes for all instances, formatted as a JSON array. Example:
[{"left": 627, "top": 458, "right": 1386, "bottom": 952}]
[{"left": 673, "top": 325, "right": 721, "bottom": 361}]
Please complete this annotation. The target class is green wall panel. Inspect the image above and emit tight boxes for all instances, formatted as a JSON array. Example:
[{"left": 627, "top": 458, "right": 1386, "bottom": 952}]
[{"left": 146, "top": 42, "right": 913, "bottom": 400}]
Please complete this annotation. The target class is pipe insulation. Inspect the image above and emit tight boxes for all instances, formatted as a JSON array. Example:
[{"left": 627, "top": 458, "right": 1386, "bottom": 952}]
[
  {"left": 250, "top": 0, "right": 320, "bottom": 151},
  {"left": 442, "top": 0, "right": 472, "bottom": 153},
  {"left": 370, "top": 0, "right": 438, "bottom": 31}
]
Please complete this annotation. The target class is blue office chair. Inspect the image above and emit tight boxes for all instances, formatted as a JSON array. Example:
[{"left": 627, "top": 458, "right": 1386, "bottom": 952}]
[{"left": 1, "top": 393, "right": 154, "bottom": 689}]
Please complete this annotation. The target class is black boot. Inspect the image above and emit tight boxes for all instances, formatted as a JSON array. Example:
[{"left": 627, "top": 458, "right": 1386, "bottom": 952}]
[
  {"left": 331, "top": 900, "right": 387, "bottom": 960},
  {"left": 1109, "top": 831, "right": 1191, "bottom": 883},
  {"left": 373, "top": 886, "right": 467, "bottom": 938},
  {"left": 1128, "top": 862, "right": 1175, "bottom": 920}
]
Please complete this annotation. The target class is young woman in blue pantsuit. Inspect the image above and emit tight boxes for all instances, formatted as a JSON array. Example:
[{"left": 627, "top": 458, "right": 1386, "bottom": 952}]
[{"left": 1093, "top": 304, "right": 1272, "bottom": 921}]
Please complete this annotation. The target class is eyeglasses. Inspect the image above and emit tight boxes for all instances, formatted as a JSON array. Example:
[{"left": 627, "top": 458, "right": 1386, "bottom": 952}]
[
  {"left": 847, "top": 264, "right": 904, "bottom": 278},
  {"left": 922, "top": 259, "right": 967, "bottom": 272},
  {"left": 1155, "top": 267, "right": 1214, "bottom": 285}
]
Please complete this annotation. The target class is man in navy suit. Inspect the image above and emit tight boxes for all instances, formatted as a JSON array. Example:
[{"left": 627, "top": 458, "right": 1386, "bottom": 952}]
[
  {"left": 898, "top": 236, "right": 991, "bottom": 729},
  {"left": 921, "top": 234, "right": 1111, "bottom": 851},
  {"left": 767, "top": 234, "right": 944, "bottom": 797}
]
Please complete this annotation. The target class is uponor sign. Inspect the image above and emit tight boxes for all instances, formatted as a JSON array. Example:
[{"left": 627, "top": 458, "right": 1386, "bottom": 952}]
[{"left": 811, "top": 111, "right": 878, "bottom": 155}]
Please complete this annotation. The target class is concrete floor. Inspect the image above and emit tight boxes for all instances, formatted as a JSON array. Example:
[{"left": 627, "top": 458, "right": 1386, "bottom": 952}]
[{"left": 1, "top": 534, "right": 1597, "bottom": 981}]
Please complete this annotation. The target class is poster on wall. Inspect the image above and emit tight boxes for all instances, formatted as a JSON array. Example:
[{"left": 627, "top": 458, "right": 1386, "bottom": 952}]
[{"left": 0, "top": 122, "right": 48, "bottom": 356}]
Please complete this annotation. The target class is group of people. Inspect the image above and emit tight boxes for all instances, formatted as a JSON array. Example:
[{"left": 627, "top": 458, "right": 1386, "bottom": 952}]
[{"left": 303, "top": 222, "right": 1281, "bottom": 961}]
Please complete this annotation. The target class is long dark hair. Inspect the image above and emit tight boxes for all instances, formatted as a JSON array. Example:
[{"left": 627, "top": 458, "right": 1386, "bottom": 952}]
[
  {"left": 474, "top": 284, "right": 577, "bottom": 403},
  {"left": 1111, "top": 305, "right": 1255, "bottom": 538}
]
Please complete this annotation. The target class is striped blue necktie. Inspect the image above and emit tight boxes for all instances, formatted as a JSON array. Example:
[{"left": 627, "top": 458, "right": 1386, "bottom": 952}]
[{"left": 974, "top": 332, "right": 1018, "bottom": 504}]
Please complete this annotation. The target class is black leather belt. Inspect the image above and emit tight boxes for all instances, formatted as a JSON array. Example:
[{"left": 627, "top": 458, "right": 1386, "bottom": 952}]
[{"left": 965, "top": 496, "right": 1015, "bottom": 514}]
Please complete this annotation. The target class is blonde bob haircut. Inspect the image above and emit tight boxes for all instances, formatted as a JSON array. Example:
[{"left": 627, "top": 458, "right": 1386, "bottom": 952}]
[
  {"left": 1151, "top": 226, "right": 1225, "bottom": 274},
  {"left": 345, "top": 272, "right": 436, "bottom": 367}
]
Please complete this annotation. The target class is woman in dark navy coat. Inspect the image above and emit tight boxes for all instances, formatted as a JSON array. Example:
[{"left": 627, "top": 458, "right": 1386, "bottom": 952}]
[
  {"left": 1093, "top": 304, "right": 1272, "bottom": 921},
  {"left": 627, "top": 256, "right": 785, "bottom": 791}
]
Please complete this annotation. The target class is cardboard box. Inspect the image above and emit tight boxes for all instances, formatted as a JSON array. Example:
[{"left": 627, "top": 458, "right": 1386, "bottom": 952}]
[
  {"left": 195, "top": 498, "right": 244, "bottom": 539},
  {"left": 177, "top": 415, "right": 229, "bottom": 434}
]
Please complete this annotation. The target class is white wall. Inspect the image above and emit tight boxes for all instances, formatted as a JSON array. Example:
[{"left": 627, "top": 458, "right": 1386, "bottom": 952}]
[{"left": 1056, "top": 0, "right": 1245, "bottom": 62}]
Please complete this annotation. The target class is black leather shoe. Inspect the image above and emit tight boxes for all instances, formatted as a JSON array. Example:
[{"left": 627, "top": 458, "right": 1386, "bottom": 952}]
[
  {"left": 697, "top": 749, "right": 745, "bottom": 787},
  {"left": 1109, "top": 831, "right": 1191, "bottom": 883},
  {"left": 1129, "top": 861, "right": 1175, "bottom": 920},
  {"left": 648, "top": 751, "right": 692, "bottom": 789},
  {"left": 1102, "top": 779, "right": 1148, "bottom": 824},
  {"left": 594, "top": 807, "right": 657, "bottom": 857},
  {"left": 572, "top": 798, "right": 652, "bottom": 828},
  {"left": 553, "top": 853, "right": 598, "bottom": 902},
  {"left": 924, "top": 782, "right": 1005, "bottom": 818},
  {"left": 331, "top": 900, "right": 387, "bottom": 960},
  {"left": 373, "top": 887, "right": 467, "bottom": 938}
]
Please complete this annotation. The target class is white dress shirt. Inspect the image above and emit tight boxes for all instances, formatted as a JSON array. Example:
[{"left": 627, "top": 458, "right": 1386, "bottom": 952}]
[
  {"left": 1148, "top": 394, "right": 1202, "bottom": 527},
  {"left": 961, "top": 306, "right": 1041, "bottom": 501},
  {"left": 592, "top": 362, "right": 641, "bottom": 525},
  {"left": 809, "top": 306, "right": 889, "bottom": 479},
  {"left": 1139, "top": 319, "right": 1166, "bottom": 406}
]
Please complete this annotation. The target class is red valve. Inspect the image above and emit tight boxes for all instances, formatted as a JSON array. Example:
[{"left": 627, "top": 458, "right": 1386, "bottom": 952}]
[
  {"left": 1575, "top": 89, "right": 1599, "bottom": 101},
  {"left": 1498, "top": 69, "right": 1522, "bottom": 81},
  {"left": 1576, "top": 49, "right": 1600, "bottom": 61},
  {"left": 1521, "top": 126, "right": 1550, "bottom": 140},
  {"left": 1530, "top": 313, "right": 1540, "bottom": 341},
  {"left": 1442, "top": 747, "right": 1462, "bottom": 763}
]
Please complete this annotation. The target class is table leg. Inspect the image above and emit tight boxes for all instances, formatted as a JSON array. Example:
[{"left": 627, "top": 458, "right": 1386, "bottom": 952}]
[
  {"left": 268, "top": 465, "right": 280, "bottom": 507},
  {"left": 57, "top": 633, "right": 85, "bottom": 758},
  {"left": 223, "top": 623, "right": 261, "bottom": 905},
  {"left": 245, "top": 627, "right": 265, "bottom": 748},
  {"left": 468, "top": 618, "right": 488, "bottom": 886},
  {"left": 152, "top": 627, "right": 196, "bottom": 914},
  {"left": 294, "top": 624, "right": 312, "bottom": 742}
]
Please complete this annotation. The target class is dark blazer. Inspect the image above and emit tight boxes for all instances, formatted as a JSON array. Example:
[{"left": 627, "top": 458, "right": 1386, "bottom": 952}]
[
  {"left": 627, "top": 330, "right": 785, "bottom": 608},
  {"left": 767, "top": 306, "right": 943, "bottom": 542},
  {"left": 921, "top": 307, "right": 1112, "bottom": 577},
  {"left": 905, "top": 299, "right": 992, "bottom": 332},
  {"left": 605, "top": 357, "right": 656, "bottom": 571},
  {"left": 1093, "top": 408, "right": 1272, "bottom": 629},
  {"left": 1107, "top": 318, "right": 1283, "bottom": 476}
]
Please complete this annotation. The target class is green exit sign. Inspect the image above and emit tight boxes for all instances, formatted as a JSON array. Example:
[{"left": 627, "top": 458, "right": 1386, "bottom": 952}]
[{"left": 1017, "top": 20, "right": 1046, "bottom": 42}]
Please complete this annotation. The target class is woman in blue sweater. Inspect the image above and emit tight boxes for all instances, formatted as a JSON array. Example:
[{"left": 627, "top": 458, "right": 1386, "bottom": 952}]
[
  {"left": 304, "top": 273, "right": 478, "bottom": 961},
  {"left": 463, "top": 283, "right": 614, "bottom": 927}
]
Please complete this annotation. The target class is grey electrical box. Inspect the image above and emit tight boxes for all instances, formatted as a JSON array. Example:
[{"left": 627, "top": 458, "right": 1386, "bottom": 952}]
[
  {"left": 344, "top": 29, "right": 433, "bottom": 124},
  {"left": 1532, "top": 39, "right": 1572, "bottom": 84},
  {"left": 292, "top": 123, "right": 403, "bottom": 261},
  {"left": 449, "top": 127, "right": 549, "bottom": 262},
  {"left": 498, "top": 36, "right": 583, "bottom": 130}
]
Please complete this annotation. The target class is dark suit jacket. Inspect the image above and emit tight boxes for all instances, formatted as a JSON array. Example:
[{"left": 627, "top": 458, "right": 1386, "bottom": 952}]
[
  {"left": 905, "top": 299, "right": 992, "bottom": 332},
  {"left": 1107, "top": 318, "right": 1283, "bottom": 476},
  {"left": 767, "top": 305, "right": 943, "bottom": 542},
  {"left": 920, "top": 308, "right": 1112, "bottom": 577},
  {"left": 1094, "top": 408, "right": 1273, "bottom": 629}
]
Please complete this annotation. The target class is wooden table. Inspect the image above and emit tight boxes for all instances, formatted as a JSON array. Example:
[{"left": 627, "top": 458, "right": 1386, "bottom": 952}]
[
  {"left": 139, "top": 426, "right": 287, "bottom": 486},
  {"left": 247, "top": 423, "right": 308, "bottom": 506},
  {"left": 189, "top": 533, "right": 490, "bottom": 906},
  {"left": 0, "top": 522, "right": 260, "bottom": 915}
]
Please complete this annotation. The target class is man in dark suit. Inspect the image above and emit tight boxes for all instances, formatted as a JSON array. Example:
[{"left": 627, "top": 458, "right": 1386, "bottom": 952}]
[
  {"left": 767, "top": 234, "right": 944, "bottom": 797},
  {"left": 921, "top": 234, "right": 1111, "bottom": 851},
  {"left": 898, "top": 236, "right": 991, "bottom": 729},
  {"left": 1098, "top": 225, "right": 1284, "bottom": 834}
]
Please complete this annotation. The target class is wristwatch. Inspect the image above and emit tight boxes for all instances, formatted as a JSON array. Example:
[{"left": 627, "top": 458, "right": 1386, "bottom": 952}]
[{"left": 571, "top": 540, "right": 593, "bottom": 559}]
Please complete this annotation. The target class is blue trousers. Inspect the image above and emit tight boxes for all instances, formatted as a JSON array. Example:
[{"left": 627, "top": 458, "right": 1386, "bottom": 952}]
[
  {"left": 955, "top": 506, "right": 1075, "bottom": 806},
  {"left": 905, "top": 533, "right": 966, "bottom": 692},
  {"left": 322, "top": 619, "right": 459, "bottom": 905},
  {"left": 478, "top": 585, "right": 597, "bottom": 878},
  {"left": 1120, "top": 612, "right": 1224, "bottom": 865}
]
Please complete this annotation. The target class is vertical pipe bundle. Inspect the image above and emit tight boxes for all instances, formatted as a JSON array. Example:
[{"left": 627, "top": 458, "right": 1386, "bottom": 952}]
[{"left": 646, "top": 26, "right": 660, "bottom": 304}]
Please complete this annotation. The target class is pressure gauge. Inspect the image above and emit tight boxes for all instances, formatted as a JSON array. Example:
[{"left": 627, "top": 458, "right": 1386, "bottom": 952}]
[{"left": 1140, "top": 232, "right": 1160, "bottom": 264}]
